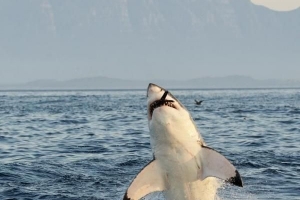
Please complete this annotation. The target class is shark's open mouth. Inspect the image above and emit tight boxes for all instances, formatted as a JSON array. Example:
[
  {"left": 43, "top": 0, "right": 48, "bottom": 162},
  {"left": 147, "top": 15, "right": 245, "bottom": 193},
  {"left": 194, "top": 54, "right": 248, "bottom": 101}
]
[{"left": 149, "top": 91, "right": 176, "bottom": 117}]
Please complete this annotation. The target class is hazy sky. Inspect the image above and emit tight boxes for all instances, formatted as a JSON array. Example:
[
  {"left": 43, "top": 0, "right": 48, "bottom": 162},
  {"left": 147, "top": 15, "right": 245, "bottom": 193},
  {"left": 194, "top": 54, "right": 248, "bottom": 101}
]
[{"left": 0, "top": 0, "right": 299, "bottom": 84}]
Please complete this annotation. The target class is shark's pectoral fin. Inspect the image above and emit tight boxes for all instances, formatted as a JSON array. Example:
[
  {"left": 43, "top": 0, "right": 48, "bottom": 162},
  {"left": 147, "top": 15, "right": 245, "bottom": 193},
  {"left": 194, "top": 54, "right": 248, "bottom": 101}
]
[
  {"left": 199, "top": 146, "right": 243, "bottom": 187},
  {"left": 123, "top": 159, "right": 166, "bottom": 200}
]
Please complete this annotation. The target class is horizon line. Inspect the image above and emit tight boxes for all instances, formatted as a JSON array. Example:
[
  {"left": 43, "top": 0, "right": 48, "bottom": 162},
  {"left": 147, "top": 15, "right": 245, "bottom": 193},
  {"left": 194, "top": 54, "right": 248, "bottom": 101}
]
[{"left": 1, "top": 75, "right": 300, "bottom": 86}]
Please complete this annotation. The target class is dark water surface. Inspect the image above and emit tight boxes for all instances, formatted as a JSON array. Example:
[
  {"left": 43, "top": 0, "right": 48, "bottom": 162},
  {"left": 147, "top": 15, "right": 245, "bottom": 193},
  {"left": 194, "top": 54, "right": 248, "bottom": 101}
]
[{"left": 0, "top": 89, "right": 299, "bottom": 199}]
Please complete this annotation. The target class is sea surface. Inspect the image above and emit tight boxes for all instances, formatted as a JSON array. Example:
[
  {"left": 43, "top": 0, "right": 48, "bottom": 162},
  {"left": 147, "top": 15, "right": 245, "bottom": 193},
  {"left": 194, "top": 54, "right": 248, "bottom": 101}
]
[{"left": 0, "top": 88, "right": 299, "bottom": 200}]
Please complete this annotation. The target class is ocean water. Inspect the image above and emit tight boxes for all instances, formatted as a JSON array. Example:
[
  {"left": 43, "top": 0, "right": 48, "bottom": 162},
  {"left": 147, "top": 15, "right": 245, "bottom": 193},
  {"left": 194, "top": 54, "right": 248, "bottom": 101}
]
[{"left": 0, "top": 88, "right": 299, "bottom": 200}]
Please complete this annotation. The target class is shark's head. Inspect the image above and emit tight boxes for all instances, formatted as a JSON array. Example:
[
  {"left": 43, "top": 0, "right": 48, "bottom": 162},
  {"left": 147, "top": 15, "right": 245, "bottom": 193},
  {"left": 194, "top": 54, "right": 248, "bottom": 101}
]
[
  {"left": 147, "top": 83, "right": 198, "bottom": 132},
  {"left": 147, "top": 83, "right": 203, "bottom": 151},
  {"left": 147, "top": 83, "right": 185, "bottom": 120}
]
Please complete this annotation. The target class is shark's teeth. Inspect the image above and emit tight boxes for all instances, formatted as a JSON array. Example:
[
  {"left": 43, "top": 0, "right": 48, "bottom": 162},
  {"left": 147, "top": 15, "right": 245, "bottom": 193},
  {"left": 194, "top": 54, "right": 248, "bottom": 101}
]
[{"left": 150, "top": 100, "right": 175, "bottom": 117}]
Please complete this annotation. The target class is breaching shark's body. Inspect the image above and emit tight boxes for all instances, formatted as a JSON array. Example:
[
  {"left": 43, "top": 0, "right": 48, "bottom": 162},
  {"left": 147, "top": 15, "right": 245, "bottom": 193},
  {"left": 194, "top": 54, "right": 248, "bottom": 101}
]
[{"left": 123, "top": 83, "right": 243, "bottom": 200}]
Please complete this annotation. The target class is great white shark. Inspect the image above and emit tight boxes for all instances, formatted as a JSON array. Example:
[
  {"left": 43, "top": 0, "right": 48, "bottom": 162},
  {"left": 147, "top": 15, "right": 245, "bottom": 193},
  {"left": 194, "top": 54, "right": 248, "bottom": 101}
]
[{"left": 123, "top": 83, "right": 243, "bottom": 200}]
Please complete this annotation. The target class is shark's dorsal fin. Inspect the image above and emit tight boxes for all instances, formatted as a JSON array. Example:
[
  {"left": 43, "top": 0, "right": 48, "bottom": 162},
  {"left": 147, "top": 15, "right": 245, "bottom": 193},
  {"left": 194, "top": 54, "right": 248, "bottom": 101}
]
[
  {"left": 199, "top": 146, "right": 243, "bottom": 187},
  {"left": 123, "top": 159, "right": 166, "bottom": 200}
]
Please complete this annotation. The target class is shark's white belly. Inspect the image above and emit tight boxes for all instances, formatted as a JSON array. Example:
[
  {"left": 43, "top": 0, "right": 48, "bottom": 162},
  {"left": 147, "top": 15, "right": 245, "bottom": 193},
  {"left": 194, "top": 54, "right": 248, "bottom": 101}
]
[
  {"left": 150, "top": 110, "right": 217, "bottom": 200},
  {"left": 154, "top": 145, "right": 220, "bottom": 200}
]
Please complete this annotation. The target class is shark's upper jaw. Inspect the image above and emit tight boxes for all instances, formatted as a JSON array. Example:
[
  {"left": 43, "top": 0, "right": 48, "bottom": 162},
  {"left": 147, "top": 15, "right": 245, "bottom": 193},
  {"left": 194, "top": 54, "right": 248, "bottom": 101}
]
[{"left": 149, "top": 98, "right": 176, "bottom": 117}]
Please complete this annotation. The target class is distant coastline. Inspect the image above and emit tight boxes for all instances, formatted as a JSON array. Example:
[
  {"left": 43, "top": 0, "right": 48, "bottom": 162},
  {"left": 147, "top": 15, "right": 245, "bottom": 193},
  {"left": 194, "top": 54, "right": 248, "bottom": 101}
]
[{"left": 1, "top": 75, "right": 300, "bottom": 90}]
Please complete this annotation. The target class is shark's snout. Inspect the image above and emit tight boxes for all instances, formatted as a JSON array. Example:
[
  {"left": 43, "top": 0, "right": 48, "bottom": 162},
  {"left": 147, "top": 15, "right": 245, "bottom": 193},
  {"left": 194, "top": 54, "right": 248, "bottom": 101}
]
[{"left": 147, "top": 83, "right": 163, "bottom": 97}]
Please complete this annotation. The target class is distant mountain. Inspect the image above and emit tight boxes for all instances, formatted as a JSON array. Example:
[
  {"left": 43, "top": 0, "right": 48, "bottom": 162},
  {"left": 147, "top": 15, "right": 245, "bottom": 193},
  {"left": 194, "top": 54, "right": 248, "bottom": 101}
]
[
  {"left": 1, "top": 76, "right": 300, "bottom": 90},
  {"left": 1, "top": 1, "right": 299, "bottom": 83},
  {"left": 185, "top": 75, "right": 300, "bottom": 88}
]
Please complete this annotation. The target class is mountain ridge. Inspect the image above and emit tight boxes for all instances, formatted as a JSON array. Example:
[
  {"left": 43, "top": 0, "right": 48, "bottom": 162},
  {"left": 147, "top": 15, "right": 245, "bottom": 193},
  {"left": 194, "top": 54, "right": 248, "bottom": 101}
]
[{"left": 1, "top": 75, "right": 300, "bottom": 90}]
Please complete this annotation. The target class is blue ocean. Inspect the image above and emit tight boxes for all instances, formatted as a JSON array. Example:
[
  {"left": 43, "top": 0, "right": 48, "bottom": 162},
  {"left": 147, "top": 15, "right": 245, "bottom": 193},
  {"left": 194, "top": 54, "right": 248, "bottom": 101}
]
[{"left": 0, "top": 88, "right": 299, "bottom": 199}]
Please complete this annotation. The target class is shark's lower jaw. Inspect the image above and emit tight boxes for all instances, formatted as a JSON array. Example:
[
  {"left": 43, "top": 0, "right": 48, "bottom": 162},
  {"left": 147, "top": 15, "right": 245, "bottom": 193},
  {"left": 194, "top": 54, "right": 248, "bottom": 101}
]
[{"left": 150, "top": 99, "right": 176, "bottom": 118}]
